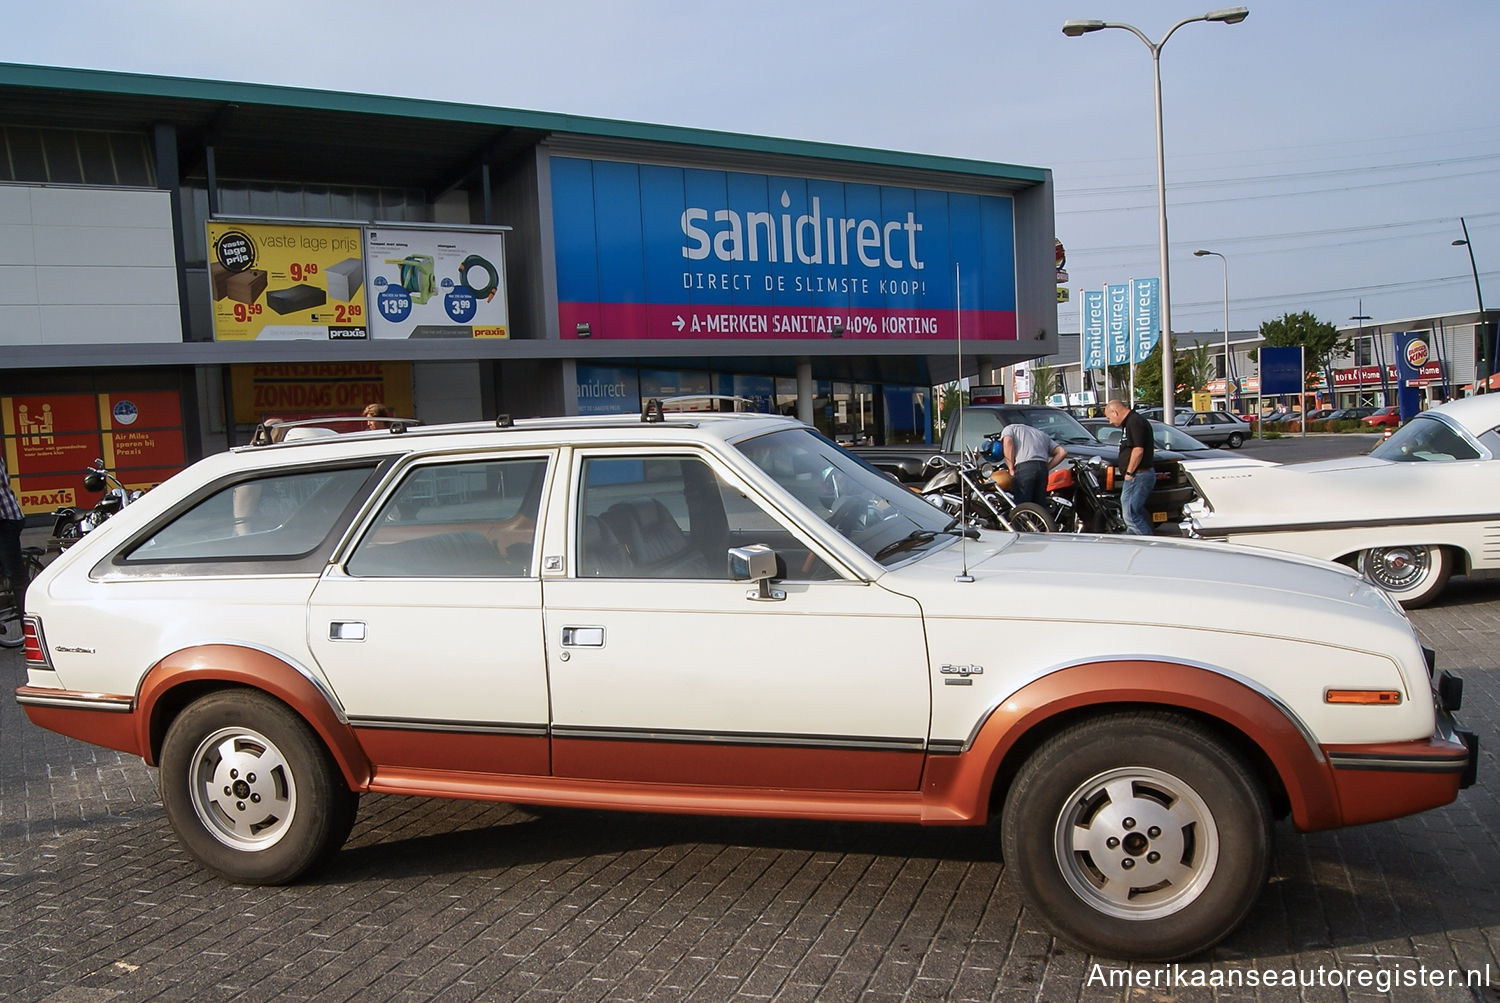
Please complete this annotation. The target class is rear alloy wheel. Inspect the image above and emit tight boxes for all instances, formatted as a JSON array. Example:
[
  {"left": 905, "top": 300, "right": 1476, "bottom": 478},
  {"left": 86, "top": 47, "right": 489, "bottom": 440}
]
[
  {"left": 1225, "top": 432, "right": 1245, "bottom": 448},
  {"left": 1001, "top": 712, "right": 1271, "bottom": 961},
  {"left": 1357, "top": 544, "right": 1451, "bottom": 609},
  {"left": 1009, "top": 501, "right": 1056, "bottom": 533},
  {"left": 161, "top": 690, "right": 358, "bottom": 884}
]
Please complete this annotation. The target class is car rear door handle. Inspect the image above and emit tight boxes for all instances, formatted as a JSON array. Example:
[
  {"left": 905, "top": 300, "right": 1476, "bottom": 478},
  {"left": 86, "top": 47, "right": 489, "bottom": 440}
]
[
  {"left": 329, "top": 621, "right": 366, "bottom": 642},
  {"left": 561, "top": 626, "right": 605, "bottom": 647}
]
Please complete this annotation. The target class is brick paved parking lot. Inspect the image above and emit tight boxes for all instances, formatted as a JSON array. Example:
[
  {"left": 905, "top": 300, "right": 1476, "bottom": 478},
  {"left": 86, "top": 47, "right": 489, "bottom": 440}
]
[{"left": 5, "top": 579, "right": 1496, "bottom": 1003}]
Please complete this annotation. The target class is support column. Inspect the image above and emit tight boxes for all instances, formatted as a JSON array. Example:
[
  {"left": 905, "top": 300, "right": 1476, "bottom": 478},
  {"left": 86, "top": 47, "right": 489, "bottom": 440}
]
[{"left": 796, "top": 358, "right": 814, "bottom": 425}]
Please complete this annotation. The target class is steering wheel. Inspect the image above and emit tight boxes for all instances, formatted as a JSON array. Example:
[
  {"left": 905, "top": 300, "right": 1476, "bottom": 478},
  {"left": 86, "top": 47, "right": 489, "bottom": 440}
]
[{"left": 829, "top": 496, "right": 884, "bottom": 535}]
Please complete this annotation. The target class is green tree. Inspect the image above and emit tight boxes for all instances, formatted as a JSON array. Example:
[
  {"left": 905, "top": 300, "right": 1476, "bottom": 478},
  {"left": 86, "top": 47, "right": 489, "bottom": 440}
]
[
  {"left": 1258, "top": 310, "right": 1350, "bottom": 395},
  {"left": 937, "top": 381, "right": 968, "bottom": 435},
  {"left": 1029, "top": 360, "right": 1057, "bottom": 404},
  {"left": 1176, "top": 342, "right": 1217, "bottom": 402},
  {"left": 1131, "top": 339, "right": 1189, "bottom": 408}
]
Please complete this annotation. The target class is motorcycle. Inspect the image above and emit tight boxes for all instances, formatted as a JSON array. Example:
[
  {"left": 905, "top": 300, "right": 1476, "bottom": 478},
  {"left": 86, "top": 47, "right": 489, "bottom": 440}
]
[
  {"left": 49, "top": 459, "right": 143, "bottom": 551},
  {"left": 916, "top": 444, "right": 1055, "bottom": 533},
  {"left": 1045, "top": 455, "right": 1127, "bottom": 534}
]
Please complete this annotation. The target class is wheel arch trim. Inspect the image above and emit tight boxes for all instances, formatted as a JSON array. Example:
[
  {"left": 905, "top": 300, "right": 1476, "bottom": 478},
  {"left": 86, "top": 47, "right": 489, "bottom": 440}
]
[
  {"left": 919, "top": 659, "right": 1340, "bottom": 831},
  {"left": 137, "top": 643, "right": 371, "bottom": 788}
]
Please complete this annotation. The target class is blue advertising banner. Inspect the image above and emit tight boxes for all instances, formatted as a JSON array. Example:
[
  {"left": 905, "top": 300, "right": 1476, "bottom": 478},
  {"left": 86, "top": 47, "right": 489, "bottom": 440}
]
[
  {"left": 1259, "top": 346, "right": 1305, "bottom": 396},
  {"left": 1131, "top": 277, "right": 1160, "bottom": 363},
  {"left": 1105, "top": 283, "right": 1130, "bottom": 366},
  {"left": 575, "top": 364, "right": 640, "bottom": 415},
  {"left": 1081, "top": 289, "right": 1104, "bottom": 369},
  {"left": 550, "top": 156, "right": 1018, "bottom": 341}
]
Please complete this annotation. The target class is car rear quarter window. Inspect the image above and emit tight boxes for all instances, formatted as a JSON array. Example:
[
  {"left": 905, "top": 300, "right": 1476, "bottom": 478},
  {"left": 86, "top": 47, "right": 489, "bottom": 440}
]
[{"left": 123, "top": 466, "right": 378, "bottom": 564}]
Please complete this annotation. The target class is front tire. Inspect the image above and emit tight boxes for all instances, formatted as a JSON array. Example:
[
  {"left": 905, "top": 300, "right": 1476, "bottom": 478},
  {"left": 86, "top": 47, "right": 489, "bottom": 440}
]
[
  {"left": 1001, "top": 712, "right": 1271, "bottom": 961},
  {"left": 160, "top": 690, "right": 358, "bottom": 884},
  {"left": 1357, "top": 544, "right": 1451, "bottom": 609}
]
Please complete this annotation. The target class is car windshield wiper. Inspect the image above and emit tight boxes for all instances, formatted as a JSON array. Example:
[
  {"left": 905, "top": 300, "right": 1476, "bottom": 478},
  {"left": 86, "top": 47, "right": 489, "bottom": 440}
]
[{"left": 873, "top": 521, "right": 977, "bottom": 562}]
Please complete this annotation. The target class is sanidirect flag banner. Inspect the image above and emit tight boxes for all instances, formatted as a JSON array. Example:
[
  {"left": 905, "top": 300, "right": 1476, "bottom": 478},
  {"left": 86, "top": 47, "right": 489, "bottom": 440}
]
[
  {"left": 207, "top": 222, "right": 368, "bottom": 341},
  {"left": 1106, "top": 283, "right": 1130, "bottom": 366},
  {"left": 364, "top": 227, "right": 509, "bottom": 339},
  {"left": 1131, "top": 277, "right": 1160, "bottom": 363},
  {"left": 1081, "top": 289, "right": 1104, "bottom": 369}
]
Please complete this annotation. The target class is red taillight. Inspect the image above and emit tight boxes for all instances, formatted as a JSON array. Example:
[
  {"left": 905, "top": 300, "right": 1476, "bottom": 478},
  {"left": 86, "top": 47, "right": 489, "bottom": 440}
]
[{"left": 22, "top": 618, "right": 47, "bottom": 666}]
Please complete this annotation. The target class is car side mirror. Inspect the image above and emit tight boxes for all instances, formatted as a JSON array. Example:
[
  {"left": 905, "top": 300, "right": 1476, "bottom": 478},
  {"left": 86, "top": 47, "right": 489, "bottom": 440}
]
[{"left": 728, "top": 544, "right": 786, "bottom": 602}]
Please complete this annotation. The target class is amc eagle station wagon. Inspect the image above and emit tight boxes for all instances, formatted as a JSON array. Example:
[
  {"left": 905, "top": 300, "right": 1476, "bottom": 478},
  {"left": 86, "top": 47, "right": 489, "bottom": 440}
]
[{"left": 17, "top": 407, "right": 1476, "bottom": 961}]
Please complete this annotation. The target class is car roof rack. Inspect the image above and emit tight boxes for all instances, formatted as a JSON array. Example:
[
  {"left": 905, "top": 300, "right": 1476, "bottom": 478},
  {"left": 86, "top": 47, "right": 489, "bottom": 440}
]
[{"left": 249, "top": 415, "right": 419, "bottom": 446}]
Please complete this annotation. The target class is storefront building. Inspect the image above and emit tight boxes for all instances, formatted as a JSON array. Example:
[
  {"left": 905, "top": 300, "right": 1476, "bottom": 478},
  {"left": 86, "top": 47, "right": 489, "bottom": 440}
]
[{"left": 0, "top": 63, "right": 1058, "bottom": 515}]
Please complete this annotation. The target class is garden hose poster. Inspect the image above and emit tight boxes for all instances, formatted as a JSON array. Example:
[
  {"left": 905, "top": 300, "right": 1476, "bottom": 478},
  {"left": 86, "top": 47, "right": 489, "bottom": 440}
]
[
  {"left": 206, "top": 222, "right": 369, "bottom": 341},
  {"left": 364, "top": 227, "right": 509, "bottom": 339}
]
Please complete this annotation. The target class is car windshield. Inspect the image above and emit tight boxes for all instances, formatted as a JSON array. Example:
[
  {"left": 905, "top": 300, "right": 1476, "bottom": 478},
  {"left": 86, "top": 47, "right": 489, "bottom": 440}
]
[
  {"left": 1368, "top": 415, "right": 1483, "bottom": 462},
  {"left": 952, "top": 407, "right": 1099, "bottom": 448},
  {"left": 1154, "top": 423, "right": 1210, "bottom": 451},
  {"left": 735, "top": 427, "right": 957, "bottom": 564}
]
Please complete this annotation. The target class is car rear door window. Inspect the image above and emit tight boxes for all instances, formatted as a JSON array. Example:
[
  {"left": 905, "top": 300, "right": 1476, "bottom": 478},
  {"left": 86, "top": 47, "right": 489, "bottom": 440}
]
[{"left": 346, "top": 457, "right": 549, "bottom": 578}]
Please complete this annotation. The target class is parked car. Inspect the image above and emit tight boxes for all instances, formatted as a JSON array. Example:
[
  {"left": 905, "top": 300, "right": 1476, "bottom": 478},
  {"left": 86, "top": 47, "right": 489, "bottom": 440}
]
[
  {"left": 1184, "top": 393, "right": 1500, "bottom": 607},
  {"left": 15, "top": 406, "right": 1475, "bottom": 961},
  {"left": 1088, "top": 419, "right": 1272, "bottom": 470},
  {"left": 1172, "top": 410, "right": 1252, "bottom": 448},
  {"left": 1362, "top": 406, "right": 1402, "bottom": 428}
]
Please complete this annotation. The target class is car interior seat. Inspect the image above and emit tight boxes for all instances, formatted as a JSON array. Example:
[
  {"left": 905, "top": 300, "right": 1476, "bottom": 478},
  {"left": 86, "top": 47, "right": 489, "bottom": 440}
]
[{"left": 599, "top": 498, "right": 712, "bottom": 577}]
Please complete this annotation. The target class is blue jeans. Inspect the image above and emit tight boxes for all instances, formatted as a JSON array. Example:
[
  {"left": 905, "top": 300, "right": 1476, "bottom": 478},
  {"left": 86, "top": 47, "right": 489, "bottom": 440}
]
[
  {"left": 1012, "top": 460, "right": 1048, "bottom": 507},
  {"left": 1121, "top": 468, "right": 1157, "bottom": 535}
]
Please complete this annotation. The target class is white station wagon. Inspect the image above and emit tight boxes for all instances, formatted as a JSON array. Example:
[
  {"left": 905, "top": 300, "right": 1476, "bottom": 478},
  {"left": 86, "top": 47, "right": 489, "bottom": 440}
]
[{"left": 16, "top": 405, "right": 1476, "bottom": 961}]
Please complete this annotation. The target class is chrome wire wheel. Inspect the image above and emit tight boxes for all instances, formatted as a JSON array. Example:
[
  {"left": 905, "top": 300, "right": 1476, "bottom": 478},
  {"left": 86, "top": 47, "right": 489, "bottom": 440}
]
[
  {"left": 188, "top": 725, "right": 298, "bottom": 851},
  {"left": 1052, "top": 766, "right": 1220, "bottom": 921},
  {"left": 1361, "top": 545, "right": 1428, "bottom": 592}
]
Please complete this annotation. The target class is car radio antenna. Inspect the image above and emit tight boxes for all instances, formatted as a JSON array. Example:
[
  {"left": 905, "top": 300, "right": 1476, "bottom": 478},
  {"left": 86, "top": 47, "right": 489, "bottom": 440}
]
[{"left": 955, "top": 261, "right": 974, "bottom": 583}]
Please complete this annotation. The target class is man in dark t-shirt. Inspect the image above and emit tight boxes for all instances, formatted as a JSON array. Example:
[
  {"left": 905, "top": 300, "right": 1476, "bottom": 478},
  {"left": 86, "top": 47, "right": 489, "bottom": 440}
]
[{"left": 1104, "top": 399, "right": 1156, "bottom": 535}]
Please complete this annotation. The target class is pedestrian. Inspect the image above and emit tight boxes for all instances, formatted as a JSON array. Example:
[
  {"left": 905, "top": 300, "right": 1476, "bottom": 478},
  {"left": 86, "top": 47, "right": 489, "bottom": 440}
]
[
  {"left": 1103, "top": 399, "right": 1156, "bottom": 535},
  {"left": 363, "top": 402, "right": 394, "bottom": 431},
  {"left": 0, "top": 455, "right": 27, "bottom": 607},
  {"left": 1000, "top": 421, "right": 1067, "bottom": 508}
]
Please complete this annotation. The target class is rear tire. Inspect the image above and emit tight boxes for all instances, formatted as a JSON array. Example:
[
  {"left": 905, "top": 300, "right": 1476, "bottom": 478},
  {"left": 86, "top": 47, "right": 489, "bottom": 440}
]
[
  {"left": 1001, "top": 712, "right": 1271, "bottom": 961},
  {"left": 1009, "top": 502, "right": 1056, "bottom": 533},
  {"left": 1226, "top": 432, "right": 1245, "bottom": 448},
  {"left": 160, "top": 690, "right": 358, "bottom": 884},
  {"left": 1356, "top": 544, "right": 1451, "bottom": 609}
]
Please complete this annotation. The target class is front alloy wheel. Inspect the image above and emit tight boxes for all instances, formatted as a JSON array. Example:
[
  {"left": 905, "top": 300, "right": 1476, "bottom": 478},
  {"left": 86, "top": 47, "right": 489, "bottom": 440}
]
[{"left": 1002, "top": 712, "right": 1271, "bottom": 960}]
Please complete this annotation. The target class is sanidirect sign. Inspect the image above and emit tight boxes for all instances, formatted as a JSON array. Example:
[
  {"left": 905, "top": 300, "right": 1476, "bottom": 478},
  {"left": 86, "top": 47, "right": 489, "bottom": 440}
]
[
  {"left": 364, "top": 227, "right": 509, "bottom": 339},
  {"left": 550, "top": 157, "right": 1018, "bottom": 341},
  {"left": 208, "top": 222, "right": 368, "bottom": 340}
]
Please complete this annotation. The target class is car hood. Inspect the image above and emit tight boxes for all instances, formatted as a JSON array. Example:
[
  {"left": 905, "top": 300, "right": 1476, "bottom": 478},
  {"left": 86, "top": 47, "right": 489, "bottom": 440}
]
[{"left": 882, "top": 530, "right": 1399, "bottom": 638}]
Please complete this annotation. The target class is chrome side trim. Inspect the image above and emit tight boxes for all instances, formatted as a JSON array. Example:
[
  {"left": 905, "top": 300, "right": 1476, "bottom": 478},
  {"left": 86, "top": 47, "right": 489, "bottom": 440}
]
[
  {"left": 1194, "top": 511, "right": 1497, "bottom": 540},
  {"left": 16, "top": 691, "right": 134, "bottom": 713},
  {"left": 349, "top": 717, "right": 548, "bottom": 737},
  {"left": 958, "top": 655, "right": 1327, "bottom": 763},
  {"left": 550, "top": 724, "right": 927, "bottom": 753},
  {"left": 1326, "top": 752, "right": 1468, "bottom": 773}
]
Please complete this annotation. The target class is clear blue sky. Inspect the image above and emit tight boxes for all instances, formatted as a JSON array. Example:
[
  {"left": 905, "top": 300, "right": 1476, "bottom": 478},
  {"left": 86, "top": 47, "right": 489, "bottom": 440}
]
[{"left": 5, "top": 0, "right": 1496, "bottom": 337}]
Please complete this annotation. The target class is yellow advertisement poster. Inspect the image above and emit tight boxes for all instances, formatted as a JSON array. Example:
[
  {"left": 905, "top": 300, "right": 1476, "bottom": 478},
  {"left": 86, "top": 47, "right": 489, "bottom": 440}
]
[
  {"left": 207, "top": 222, "right": 368, "bottom": 341},
  {"left": 229, "top": 363, "right": 413, "bottom": 424}
]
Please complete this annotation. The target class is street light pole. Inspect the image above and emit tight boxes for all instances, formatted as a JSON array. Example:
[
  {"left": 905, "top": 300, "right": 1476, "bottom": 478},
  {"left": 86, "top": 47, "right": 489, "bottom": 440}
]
[
  {"left": 1351, "top": 308, "right": 1372, "bottom": 408},
  {"left": 1453, "top": 217, "right": 1489, "bottom": 394},
  {"left": 1063, "top": 8, "right": 1249, "bottom": 426},
  {"left": 1193, "top": 249, "right": 1231, "bottom": 410}
]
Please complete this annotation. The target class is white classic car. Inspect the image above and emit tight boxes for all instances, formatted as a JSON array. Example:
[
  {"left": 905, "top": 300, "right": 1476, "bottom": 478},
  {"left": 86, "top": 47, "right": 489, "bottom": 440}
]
[
  {"left": 1183, "top": 394, "right": 1500, "bottom": 608},
  {"left": 15, "top": 406, "right": 1475, "bottom": 962}
]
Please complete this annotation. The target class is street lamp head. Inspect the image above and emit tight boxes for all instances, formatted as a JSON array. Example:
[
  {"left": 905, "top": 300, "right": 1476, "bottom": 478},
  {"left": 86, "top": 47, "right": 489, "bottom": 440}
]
[
  {"left": 1453, "top": 239, "right": 1469, "bottom": 247},
  {"left": 1193, "top": 249, "right": 1215, "bottom": 257},
  {"left": 1205, "top": 7, "right": 1250, "bottom": 24},
  {"left": 1062, "top": 18, "right": 1106, "bottom": 36}
]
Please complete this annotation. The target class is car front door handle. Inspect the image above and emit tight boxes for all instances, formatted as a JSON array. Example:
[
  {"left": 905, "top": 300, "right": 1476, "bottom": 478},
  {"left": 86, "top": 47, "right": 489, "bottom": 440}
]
[{"left": 561, "top": 626, "right": 605, "bottom": 647}]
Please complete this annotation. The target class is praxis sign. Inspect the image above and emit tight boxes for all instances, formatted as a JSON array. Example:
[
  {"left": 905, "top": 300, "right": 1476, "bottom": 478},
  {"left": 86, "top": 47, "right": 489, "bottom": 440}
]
[{"left": 550, "top": 157, "right": 1018, "bottom": 341}]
